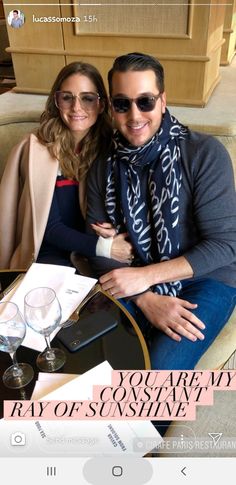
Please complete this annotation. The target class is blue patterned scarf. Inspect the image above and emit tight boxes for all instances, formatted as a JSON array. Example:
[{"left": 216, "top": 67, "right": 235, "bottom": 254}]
[{"left": 105, "top": 109, "right": 188, "bottom": 296}]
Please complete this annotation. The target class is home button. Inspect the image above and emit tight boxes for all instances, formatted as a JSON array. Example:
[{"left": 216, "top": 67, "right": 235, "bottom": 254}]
[{"left": 83, "top": 458, "right": 153, "bottom": 484}]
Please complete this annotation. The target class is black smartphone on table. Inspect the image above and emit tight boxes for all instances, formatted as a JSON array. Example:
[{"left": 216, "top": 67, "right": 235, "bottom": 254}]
[{"left": 57, "top": 309, "right": 118, "bottom": 352}]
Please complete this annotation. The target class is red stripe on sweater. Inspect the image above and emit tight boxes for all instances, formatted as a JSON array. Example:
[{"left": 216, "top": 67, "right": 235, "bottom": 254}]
[{"left": 56, "top": 179, "right": 79, "bottom": 187}]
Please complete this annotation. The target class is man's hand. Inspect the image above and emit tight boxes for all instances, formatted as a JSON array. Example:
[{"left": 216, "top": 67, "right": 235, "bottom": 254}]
[
  {"left": 134, "top": 291, "right": 205, "bottom": 342},
  {"left": 91, "top": 223, "right": 134, "bottom": 264},
  {"left": 110, "top": 234, "right": 134, "bottom": 264},
  {"left": 99, "top": 267, "right": 152, "bottom": 297}
]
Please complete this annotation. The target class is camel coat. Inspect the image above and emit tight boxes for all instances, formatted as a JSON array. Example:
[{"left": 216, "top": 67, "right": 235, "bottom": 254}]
[{"left": 0, "top": 134, "right": 85, "bottom": 269}]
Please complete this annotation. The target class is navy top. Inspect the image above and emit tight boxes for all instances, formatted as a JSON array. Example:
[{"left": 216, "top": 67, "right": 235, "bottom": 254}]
[{"left": 38, "top": 175, "right": 98, "bottom": 266}]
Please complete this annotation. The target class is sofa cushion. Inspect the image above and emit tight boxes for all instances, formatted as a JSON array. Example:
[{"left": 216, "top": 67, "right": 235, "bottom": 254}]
[
  {"left": 0, "top": 121, "right": 39, "bottom": 179},
  {"left": 0, "top": 91, "right": 46, "bottom": 179}
]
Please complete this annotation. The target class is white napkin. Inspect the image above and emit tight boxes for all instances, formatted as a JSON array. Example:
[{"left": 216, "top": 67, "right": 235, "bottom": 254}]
[{"left": 2, "top": 262, "right": 97, "bottom": 351}]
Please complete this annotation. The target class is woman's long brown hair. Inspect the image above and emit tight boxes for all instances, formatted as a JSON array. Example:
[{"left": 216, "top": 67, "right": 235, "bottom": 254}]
[{"left": 37, "top": 61, "right": 113, "bottom": 182}]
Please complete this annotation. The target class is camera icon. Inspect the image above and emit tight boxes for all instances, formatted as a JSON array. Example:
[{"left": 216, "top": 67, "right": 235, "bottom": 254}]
[{"left": 10, "top": 432, "right": 26, "bottom": 446}]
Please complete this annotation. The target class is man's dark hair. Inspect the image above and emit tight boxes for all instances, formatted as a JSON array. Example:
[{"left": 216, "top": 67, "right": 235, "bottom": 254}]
[
  {"left": 13, "top": 9, "right": 19, "bottom": 14},
  {"left": 108, "top": 52, "right": 165, "bottom": 95}
]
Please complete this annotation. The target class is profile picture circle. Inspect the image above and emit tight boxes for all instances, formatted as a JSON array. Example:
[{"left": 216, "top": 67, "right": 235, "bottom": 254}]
[{"left": 8, "top": 9, "right": 25, "bottom": 29}]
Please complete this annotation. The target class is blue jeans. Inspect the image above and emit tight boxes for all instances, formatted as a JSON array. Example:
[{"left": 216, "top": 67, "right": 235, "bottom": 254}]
[{"left": 120, "top": 278, "right": 236, "bottom": 370}]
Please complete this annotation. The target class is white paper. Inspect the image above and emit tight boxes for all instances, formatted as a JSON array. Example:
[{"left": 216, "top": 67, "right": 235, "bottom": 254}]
[
  {"left": 2, "top": 263, "right": 97, "bottom": 351},
  {"left": 32, "top": 362, "right": 162, "bottom": 456},
  {"left": 0, "top": 362, "right": 162, "bottom": 456},
  {"left": 40, "top": 360, "right": 113, "bottom": 400},
  {"left": 31, "top": 373, "right": 78, "bottom": 400},
  {"left": 37, "top": 372, "right": 77, "bottom": 383}
]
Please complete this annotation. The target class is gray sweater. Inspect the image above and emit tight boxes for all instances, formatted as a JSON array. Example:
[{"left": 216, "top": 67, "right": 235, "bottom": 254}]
[{"left": 86, "top": 130, "right": 236, "bottom": 287}]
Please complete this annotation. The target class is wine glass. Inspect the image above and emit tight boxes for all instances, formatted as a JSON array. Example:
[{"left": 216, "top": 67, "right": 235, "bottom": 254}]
[
  {"left": 24, "top": 287, "right": 66, "bottom": 372},
  {"left": 0, "top": 301, "right": 34, "bottom": 389}
]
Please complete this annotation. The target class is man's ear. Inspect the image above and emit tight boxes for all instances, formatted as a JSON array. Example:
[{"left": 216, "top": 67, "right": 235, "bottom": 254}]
[{"left": 161, "top": 92, "right": 167, "bottom": 114}]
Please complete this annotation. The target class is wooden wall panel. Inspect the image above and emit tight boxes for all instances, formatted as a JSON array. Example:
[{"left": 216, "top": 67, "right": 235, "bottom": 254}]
[
  {"left": 207, "top": 3, "right": 225, "bottom": 51},
  {"left": 62, "top": 3, "right": 204, "bottom": 56},
  {"left": 160, "top": 60, "right": 205, "bottom": 106},
  {"left": 220, "top": 0, "right": 236, "bottom": 65},
  {"left": 3, "top": 0, "right": 226, "bottom": 106},
  {"left": 12, "top": 54, "right": 65, "bottom": 93},
  {"left": 4, "top": 2, "right": 64, "bottom": 50},
  {"left": 73, "top": 1, "right": 189, "bottom": 36},
  {"left": 0, "top": 0, "right": 4, "bottom": 19},
  {"left": 3, "top": 1, "right": 65, "bottom": 92},
  {"left": 62, "top": 0, "right": 225, "bottom": 106},
  {"left": 203, "top": 46, "right": 222, "bottom": 101}
]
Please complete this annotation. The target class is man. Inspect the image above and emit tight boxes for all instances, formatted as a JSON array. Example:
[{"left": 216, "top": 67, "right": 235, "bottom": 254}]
[
  {"left": 86, "top": 52, "right": 236, "bottom": 369},
  {"left": 11, "top": 10, "right": 23, "bottom": 28}
]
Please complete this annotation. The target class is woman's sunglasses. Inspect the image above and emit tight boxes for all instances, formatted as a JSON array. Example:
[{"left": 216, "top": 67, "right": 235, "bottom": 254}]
[
  {"left": 54, "top": 91, "right": 100, "bottom": 111},
  {"left": 111, "top": 93, "right": 162, "bottom": 113}
]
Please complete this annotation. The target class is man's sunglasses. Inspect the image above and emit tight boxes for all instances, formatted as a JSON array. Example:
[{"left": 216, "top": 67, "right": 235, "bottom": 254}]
[{"left": 111, "top": 93, "right": 162, "bottom": 113}]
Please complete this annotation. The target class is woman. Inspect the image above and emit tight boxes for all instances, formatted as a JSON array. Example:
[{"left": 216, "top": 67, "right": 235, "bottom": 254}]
[{"left": 0, "top": 61, "right": 132, "bottom": 269}]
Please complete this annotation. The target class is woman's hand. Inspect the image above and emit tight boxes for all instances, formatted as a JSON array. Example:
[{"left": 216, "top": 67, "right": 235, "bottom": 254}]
[
  {"left": 99, "top": 267, "right": 151, "bottom": 297},
  {"left": 110, "top": 234, "right": 134, "bottom": 264},
  {"left": 91, "top": 222, "right": 134, "bottom": 263},
  {"left": 135, "top": 291, "right": 206, "bottom": 342},
  {"left": 91, "top": 222, "right": 116, "bottom": 238}
]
